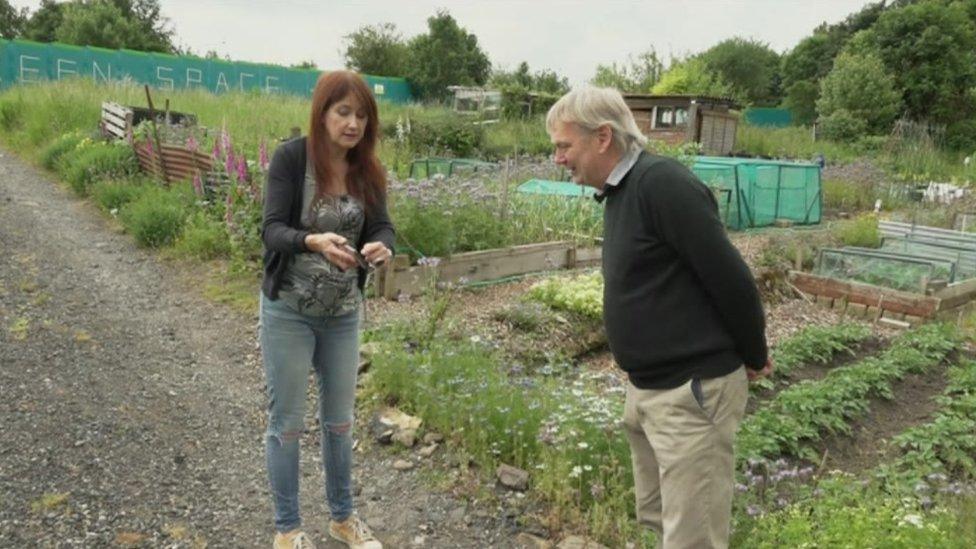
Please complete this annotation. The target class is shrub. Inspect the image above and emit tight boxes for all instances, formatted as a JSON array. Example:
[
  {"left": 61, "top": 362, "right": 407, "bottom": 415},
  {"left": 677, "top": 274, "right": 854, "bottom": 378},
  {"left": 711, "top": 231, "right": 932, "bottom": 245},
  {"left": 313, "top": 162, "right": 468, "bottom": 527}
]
[
  {"left": 58, "top": 141, "right": 138, "bottom": 196},
  {"left": 119, "top": 186, "right": 190, "bottom": 248},
  {"left": 818, "top": 109, "right": 867, "bottom": 143},
  {"left": 40, "top": 133, "right": 87, "bottom": 170},
  {"left": 833, "top": 213, "right": 881, "bottom": 248},
  {"left": 0, "top": 97, "right": 24, "bottom": 132},
  {"left": 173, "top": 212, "right": 231, "bottom": 260},
  {"left": 90, "top": 178, "right": 150, "bottom": 212}
]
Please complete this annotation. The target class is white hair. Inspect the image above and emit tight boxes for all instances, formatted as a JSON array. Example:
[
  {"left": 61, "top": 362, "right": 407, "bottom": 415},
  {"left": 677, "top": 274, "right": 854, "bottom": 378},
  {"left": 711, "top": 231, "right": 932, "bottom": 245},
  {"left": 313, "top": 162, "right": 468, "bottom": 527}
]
[{"left": 546, "top": 86, "right": 648, "bottom": 154}]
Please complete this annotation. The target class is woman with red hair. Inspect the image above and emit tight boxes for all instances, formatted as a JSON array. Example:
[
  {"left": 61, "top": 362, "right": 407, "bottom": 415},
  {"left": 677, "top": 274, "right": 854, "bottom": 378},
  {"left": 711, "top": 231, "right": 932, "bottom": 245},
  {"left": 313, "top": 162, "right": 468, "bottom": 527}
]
[{"left": 259, "top": 70, "right": 394, "bottom": 549}]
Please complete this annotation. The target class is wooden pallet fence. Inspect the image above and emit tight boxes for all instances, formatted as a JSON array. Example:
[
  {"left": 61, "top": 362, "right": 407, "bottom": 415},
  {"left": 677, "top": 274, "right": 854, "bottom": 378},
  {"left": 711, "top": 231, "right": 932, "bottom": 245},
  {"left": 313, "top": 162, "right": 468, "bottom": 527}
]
[
  {"left": 132, "top": 139, "right": 230, "bottom": 187},
  {"left": 100, "top": 101, "right": 134, "bottom": 140},
  {"left": 789, "top": 270, "right": 976, "bottom": 324},
  {"left": 378, "top": 241, "right": 602, "bottom": 299}
]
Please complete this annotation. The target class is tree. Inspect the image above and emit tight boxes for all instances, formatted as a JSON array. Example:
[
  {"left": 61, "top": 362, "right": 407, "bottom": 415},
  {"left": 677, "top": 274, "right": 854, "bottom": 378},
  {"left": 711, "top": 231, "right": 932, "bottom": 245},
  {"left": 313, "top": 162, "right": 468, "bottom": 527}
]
[
  {"left": 0, "top": 0, "right": 27, "bottom": 39},
  {"left": 782, "top": 80, "right": 819, "bottom": 126},
  {"left": 817, "top": 52, "right": 901, "bottom": 140},
  {"left": 291, "top": 60, "right": 318, "bottom": 70},
  {"left": 56, "top": 1, "right": 144, "bottom": 50},
  {"left": 779, "top": 1, "right": 887, "bottom": 124},
  {"left": 491, "top": 61, "right": 568, "bottom": 95},
  {"left": 111, "top": 0, "right": 174, "bottom": 52},
  {"left": 651, "top": 57, "right": 732, "bottom": 99},
  {"left": 342, "top": 22, "right": 409, "bottom": 77},
  {"left": 23, "top": 0, "right": 63, "bottom": 42},
  {"left": 590, "top": 48, "right": 663, "bottom": 93},
  {"left": 869, "top": 1, "right": 976, "bottom": 125},
  {"left": 25, "top": 0, "right": 174, "bottom": 52},
  {"left": 407, "top": 10, "right": 491, "bottom": 101},
  {"left": 698, "top": 37, "right": 781, "bottom": 106}
]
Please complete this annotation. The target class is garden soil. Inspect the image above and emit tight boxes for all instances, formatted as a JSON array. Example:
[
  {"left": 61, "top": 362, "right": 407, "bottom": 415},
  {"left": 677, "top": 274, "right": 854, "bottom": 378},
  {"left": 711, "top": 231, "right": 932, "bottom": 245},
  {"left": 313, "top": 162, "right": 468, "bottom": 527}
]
[{"left": 0, "top": 150, "right": 519, "bottom": 547}]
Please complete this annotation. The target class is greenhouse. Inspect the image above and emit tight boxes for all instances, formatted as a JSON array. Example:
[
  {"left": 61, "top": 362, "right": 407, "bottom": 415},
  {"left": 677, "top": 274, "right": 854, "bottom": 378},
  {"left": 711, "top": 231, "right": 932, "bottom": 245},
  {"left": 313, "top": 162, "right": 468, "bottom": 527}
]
[{"left": 691, "top": 156, "right": 822, "bottom": 230}]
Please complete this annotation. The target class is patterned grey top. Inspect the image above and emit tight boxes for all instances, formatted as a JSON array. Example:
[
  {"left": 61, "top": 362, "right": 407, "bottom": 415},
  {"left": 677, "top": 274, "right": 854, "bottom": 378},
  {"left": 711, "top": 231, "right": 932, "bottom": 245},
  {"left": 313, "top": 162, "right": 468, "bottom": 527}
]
[{"left": 278, "top": 163, "right": 365, "bottom": 317}]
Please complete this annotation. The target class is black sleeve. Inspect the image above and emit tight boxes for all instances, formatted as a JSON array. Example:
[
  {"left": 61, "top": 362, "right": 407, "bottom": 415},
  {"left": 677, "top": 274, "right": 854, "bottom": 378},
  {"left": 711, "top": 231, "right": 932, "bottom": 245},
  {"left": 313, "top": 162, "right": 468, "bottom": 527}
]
[
  {"left": 362, "top": 193, "right": 396, "bottom": 255},
  {"left": 645, "top": 161, "right": 769, "bottom": 369},
  {"left": 262, "top": 143, "right": 310, "bottom": 254}
]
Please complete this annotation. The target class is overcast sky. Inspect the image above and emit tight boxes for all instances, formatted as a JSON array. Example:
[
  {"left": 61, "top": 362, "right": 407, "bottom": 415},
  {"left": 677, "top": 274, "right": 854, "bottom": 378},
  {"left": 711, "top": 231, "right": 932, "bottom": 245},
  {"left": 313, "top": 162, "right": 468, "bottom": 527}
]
[{"left": 10, "top": 0, "right": 875, "bottom": 85}]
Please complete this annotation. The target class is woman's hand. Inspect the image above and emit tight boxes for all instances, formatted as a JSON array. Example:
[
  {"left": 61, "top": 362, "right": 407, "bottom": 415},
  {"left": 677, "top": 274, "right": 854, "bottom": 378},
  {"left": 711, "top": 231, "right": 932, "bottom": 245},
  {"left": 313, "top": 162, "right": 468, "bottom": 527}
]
[
  {"left": 305, "top": 232, "right": 358, "bottom": 271},
  {"left": 361, "top": 241, "right": 392, "bottom": 267}
]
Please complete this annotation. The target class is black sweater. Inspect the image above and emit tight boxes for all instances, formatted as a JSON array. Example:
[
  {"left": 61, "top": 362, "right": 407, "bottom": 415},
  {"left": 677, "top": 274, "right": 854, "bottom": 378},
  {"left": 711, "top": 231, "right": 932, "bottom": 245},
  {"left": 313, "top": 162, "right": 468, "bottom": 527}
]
[
  {"left": 261, "top": 137, "right": 396, "bottom": 300},
  {"left": 600, "top": 151, "right": 767, "bottom": 389}
]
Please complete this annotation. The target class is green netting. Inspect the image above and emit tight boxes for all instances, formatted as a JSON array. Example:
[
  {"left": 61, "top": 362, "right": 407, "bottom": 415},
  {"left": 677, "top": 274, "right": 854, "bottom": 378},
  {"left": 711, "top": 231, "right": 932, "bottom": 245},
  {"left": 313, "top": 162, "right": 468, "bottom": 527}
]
[
  {"left": 516, "top": 179, "right": 597, "bottom": 197},
  {"left": 408, "top": 157, "right": 498, "bottom": 179},
  {"left": 692, "top": 156, "right": 822, "bottom": 230},
  {"left": 743, "top": 108, "right": 793, "bottom": 128},
  {"left": 0, "top": 39, "right": 413, "bottom": 102},
  {"left": 815, "top": 247, "right": 955, "bottom": 292},
  {"left": 881, "top": 237, "right": 976, "bottom": 280}
]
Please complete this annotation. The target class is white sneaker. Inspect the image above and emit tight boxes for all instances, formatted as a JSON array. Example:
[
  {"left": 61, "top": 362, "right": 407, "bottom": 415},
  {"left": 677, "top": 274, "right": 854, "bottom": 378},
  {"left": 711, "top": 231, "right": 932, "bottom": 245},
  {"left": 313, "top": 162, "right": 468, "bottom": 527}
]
[
  {"left": 329, "top": 515, "right": 382, "bottom": 549},
  {"left": 274, "top": 530, "right": 315, "bottom": 549}
]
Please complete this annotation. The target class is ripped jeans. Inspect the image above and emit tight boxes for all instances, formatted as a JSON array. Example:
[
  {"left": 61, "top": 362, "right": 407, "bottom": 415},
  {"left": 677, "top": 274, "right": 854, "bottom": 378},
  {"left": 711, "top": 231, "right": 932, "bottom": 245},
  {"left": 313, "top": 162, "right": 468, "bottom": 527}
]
[{"left": 259, "top": 293, "right": 360, "bottom": 533}]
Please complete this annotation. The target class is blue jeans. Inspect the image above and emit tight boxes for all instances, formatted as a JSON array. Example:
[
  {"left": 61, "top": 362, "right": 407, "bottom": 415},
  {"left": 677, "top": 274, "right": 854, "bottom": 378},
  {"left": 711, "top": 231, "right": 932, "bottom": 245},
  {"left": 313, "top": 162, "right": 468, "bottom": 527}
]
[{"left": 259, "top": 293, "right": 360, "bottom": 533}]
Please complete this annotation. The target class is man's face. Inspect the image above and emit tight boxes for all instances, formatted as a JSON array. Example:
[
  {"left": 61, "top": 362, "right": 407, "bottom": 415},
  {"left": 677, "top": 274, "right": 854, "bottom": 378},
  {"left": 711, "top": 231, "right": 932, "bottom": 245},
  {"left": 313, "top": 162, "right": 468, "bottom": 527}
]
[{"left": 550, "top": 120, "right": 610, "bottom": 189}]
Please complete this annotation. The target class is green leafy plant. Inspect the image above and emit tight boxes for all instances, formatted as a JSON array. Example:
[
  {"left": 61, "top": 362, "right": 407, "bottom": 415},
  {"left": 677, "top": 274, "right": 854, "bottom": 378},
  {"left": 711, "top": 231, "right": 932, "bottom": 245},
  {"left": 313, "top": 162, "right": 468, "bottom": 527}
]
[{"left": 119, "top": 184, "right": 191, "bottom": 248}]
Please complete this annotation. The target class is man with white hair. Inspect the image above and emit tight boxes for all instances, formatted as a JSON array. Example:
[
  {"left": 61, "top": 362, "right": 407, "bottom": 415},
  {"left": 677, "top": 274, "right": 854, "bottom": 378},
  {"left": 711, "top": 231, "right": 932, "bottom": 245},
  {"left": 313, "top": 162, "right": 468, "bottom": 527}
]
[{"left": 546, "top": 87, "right": 772, "bottom": 549}]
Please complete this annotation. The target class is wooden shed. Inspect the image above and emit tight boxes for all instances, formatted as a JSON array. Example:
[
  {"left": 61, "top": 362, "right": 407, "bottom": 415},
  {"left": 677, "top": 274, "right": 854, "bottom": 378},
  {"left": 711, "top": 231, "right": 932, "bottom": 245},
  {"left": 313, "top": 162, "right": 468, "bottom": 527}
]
[{"left": 622, "top": 94, "right": 739, "bottom": 155}]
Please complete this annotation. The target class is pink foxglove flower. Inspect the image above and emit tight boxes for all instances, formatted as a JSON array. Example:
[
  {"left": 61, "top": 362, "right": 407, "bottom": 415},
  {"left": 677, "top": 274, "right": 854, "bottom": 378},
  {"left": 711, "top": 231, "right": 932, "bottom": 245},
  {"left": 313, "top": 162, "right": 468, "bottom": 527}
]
[
  {"left": 236, "top": 155, "right": 248, "bottom": 184},
  {"left": 186, "top": 135, "right": 198, "bottom": 153},
  {"left": 225, "top": 149, "right": 236, "bottom": 180},
  {"left": 192, "top": 172, "right": 204, "bottom": 197},
  {"left": 220, "top": 125, "right": 231, "bottom": 156},
  {"left": 225, "top": 190, "right": 234, "bottom": 227},
  {"left": 259, "top": 140, "right": 269, "bottom": 172}
]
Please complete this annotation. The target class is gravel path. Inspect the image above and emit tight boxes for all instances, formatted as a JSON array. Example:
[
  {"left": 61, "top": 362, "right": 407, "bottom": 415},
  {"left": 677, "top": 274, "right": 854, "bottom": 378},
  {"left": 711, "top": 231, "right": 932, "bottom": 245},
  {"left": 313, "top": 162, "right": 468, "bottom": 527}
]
[{"left": 0, "top": 149, "right": 518, "bottom": 548}]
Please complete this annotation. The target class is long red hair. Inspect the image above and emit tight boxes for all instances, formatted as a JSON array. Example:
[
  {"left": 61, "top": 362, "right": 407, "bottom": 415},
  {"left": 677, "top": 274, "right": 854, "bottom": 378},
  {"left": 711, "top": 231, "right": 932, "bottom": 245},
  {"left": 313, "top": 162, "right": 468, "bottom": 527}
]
[{"left": 307, "top": 71, "right": 387, "bottom": 209}]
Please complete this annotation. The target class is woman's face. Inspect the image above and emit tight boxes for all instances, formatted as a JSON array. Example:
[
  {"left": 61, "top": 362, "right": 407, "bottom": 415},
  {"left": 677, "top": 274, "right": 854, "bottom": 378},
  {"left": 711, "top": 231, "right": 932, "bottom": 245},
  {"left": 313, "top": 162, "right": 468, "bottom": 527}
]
[{"left": 323, "top": 93, "right": 368, "bottom": 152}]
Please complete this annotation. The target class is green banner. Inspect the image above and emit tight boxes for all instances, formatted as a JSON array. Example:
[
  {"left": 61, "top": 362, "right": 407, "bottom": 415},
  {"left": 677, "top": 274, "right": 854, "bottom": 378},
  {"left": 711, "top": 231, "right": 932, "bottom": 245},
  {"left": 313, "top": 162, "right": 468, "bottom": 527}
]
[
  {"left": 0, "top": 39, "right": 412, "bottom": 103},
  {"left": 743, "top": 107, "right": 793, "bottom": 128}
]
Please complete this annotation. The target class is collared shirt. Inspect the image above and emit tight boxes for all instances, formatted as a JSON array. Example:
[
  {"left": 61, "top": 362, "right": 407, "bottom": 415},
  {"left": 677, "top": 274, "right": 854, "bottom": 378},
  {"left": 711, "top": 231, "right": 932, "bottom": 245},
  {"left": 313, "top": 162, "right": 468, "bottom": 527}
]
[{"left": 596, "top": 147, "right": 642, "bottom": 199}]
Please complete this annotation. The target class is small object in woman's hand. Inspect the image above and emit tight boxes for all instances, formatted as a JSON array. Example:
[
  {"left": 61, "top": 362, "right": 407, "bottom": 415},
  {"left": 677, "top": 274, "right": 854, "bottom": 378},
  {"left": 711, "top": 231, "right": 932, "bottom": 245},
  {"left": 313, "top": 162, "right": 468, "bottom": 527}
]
[{"left": 343, "top": 244, "right": 372, "bottom": 269}]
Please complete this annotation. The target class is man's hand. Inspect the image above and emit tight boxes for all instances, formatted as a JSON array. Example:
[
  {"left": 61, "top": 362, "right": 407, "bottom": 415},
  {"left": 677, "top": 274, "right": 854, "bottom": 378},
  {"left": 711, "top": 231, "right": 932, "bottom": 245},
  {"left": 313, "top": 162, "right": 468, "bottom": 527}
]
[{"left": 747, "top": 358, "right": 774, "bottom": 382}]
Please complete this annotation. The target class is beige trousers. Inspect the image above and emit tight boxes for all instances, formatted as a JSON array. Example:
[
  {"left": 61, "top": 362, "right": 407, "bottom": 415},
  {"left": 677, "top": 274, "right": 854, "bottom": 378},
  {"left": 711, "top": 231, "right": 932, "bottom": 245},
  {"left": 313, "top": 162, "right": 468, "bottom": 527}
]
[{"left": 622, "top": 366, "right": 748, "bottom": 549}]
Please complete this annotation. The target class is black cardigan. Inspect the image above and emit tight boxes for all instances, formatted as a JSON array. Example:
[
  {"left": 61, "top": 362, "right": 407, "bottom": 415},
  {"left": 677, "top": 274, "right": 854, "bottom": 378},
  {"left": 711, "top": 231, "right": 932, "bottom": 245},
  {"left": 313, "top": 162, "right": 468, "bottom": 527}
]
[
  {"left": 260, "top": 136, "right": 396, "bottom": 299},
  {"left": 600, "top": 151, "right": 767, "bottom": 389}
]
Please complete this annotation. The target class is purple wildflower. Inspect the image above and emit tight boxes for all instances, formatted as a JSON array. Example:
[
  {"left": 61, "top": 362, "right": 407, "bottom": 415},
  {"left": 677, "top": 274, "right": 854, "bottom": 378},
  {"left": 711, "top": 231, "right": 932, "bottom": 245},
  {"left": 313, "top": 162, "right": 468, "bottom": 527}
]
[
  {"left": 746, "top": 505, "right": 761, "bottom": 517},
  {"left": 186, "top": 135, "right": 198, "bottom": 153}
]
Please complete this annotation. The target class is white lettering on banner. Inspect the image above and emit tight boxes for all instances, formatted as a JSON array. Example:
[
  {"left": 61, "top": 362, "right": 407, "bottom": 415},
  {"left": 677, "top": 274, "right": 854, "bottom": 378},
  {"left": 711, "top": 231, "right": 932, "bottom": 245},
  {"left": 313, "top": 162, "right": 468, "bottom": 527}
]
[
  {"left": 92, "top": 61, "right": 112, "bottom": 82},
  {"left": 239, "top": 72, "right": 254, "bottom": 91},
  {"left": 265, "top": 76, "right": 279, "bottom": 93},
  {"left": 56, "top": 59, "right": 78, "bottom": 79},
  {"left": 156, "top": 66, "right": 174, "bottom": 89},
  {"left": 186, "top": 68, "right": 202, "bottom": 88},
  {"left": 19, "top": 55, "right": 40, "bottom": 82},
  {"left": 215, "top": 72, "right": 229, "bottom": 93},
  {"left": 373, "top": 83, "right": 385, "bottom": 95}
]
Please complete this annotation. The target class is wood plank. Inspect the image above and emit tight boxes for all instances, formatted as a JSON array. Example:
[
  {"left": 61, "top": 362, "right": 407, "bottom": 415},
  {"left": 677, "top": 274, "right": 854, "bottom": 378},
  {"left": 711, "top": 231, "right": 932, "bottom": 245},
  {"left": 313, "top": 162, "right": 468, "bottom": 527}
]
[
  {"left": 102, "top": 101, "right": 131, "bottom": 119},
  {"left": 436, "top": 242, "right": 574, "bottom": 284},
  {"left": 935, "top": 277, "right": 976, "bottom": 310},
  {"left": 789, "top": 271, "right": 940, "bottom": 317},
  {"left": 575, "top": 246, "right": 601, "bottom": 266}
]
